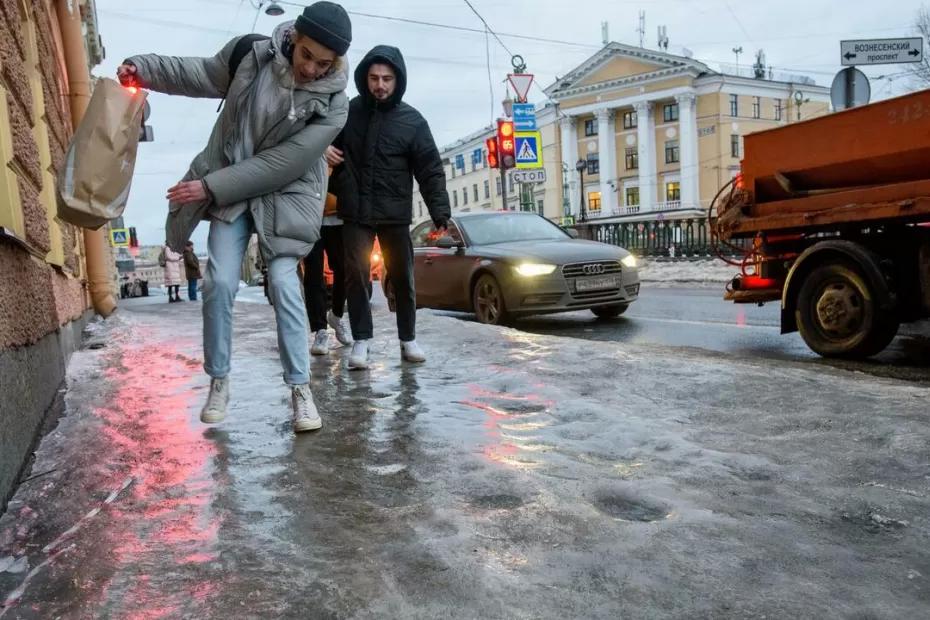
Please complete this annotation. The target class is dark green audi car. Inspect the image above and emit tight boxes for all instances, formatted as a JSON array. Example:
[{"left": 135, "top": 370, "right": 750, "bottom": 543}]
[{"left": 383, "top": 212, "right": 640, "bottom": 325}]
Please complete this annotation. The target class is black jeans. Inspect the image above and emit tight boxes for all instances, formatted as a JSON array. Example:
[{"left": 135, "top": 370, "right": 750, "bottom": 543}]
[
  {"left": 302, "top": 225, "right": 346, "bottom": 332},
  {"left": 344, "top": 222, "right": 415, "bottom": 342}
]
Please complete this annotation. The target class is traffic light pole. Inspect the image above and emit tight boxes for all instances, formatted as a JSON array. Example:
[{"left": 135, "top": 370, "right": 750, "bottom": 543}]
[{"left": 500, "top": 166, "right": 508, "bottom": 211}]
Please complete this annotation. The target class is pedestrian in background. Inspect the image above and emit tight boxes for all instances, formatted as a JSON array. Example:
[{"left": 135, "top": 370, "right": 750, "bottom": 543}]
[
  {"left": 162, "top": 242, "right": 183, "bottom": 303},
  {"left": 303, "top": 181, "right": 352, "bottom": 356},
  {"left": 184, "top": 241, "right": 202, "bottom": 301},
  {"left": 326, "top": 45, "right": 450, "bottom": 370},
  {"left": 118, "top": 2, "right": 352, "bottom": 433}
]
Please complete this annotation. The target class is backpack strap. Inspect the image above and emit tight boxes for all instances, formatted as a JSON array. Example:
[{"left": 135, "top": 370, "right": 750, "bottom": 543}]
[{"left": 216, "top": 34, "right": 271, "bottom": 112}]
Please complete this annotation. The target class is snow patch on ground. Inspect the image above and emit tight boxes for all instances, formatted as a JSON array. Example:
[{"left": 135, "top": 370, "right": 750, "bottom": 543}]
[{"left": 638, "top": 259, "right": 740, "bottom": 286}]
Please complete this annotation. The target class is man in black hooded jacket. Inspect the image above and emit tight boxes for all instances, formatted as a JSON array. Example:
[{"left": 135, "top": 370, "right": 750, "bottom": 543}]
[{"left": 326, "top": 45, "right": 450, "bottom": 370}]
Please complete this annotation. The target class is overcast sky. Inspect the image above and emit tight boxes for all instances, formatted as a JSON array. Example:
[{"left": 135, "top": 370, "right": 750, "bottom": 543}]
[{"left": 93, "top": 0, "right": 926, "bottom": 249}]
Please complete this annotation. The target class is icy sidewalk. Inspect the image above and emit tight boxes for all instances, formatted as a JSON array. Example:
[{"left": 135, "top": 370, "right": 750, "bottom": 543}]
[{"left": 1, "top": 294, "right": 929, "bottom": 618}]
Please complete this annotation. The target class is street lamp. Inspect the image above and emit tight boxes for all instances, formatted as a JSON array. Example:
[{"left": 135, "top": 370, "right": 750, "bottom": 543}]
[
  {"left": 501, "top": 93, "right": 514, "bottom": 119},
  {"left": 576, "top": 158, "right": 587, "bottom": 223},
  {"left": 251, "top": 1, "right": 285, "bottom": 30},
  {"left": 264, "top": 1, "right": 285, "bottom": 16}
]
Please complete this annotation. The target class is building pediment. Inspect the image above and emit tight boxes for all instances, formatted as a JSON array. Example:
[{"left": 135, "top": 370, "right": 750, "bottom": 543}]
[{"left": 546, "top": 43, "right": 711, "bottom": 100}]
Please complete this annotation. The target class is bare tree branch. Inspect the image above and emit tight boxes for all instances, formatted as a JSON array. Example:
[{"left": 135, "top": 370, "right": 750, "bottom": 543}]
[{"left": 910, "top": 5, "right": 930, "bottom": 87}]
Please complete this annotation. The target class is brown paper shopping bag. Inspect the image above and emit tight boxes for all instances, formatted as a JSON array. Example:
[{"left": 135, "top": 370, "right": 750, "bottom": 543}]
[{"left": 57, "top": 78, "right": 147, "bottom": 229}]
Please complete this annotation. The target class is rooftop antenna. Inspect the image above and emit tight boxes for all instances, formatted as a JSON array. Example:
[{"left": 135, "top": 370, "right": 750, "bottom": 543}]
[
  {"left": 657, "top": 25, "right": 669, "bottom": 51},
  {"left": 601, "top": 21, "right": 609, "bottom": 46},
  {"left": 753, "top": 49, "right": 766, "bottom": 79},
  {"left": 637, "top": 11, "right": 646, "bottom": 48},
  {"left": 732, "top": 46, "right": 744, "bottom": 73}
]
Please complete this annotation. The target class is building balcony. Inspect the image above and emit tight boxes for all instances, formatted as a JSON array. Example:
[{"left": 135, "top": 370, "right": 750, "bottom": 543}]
[{"left": 584, "top": 201, "right": 700, "bottom": 221}]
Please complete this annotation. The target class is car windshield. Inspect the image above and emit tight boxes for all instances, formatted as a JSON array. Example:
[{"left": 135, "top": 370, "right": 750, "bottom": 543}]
[{"left": 459, "top": 214, "right": 570, "bottom": 245}]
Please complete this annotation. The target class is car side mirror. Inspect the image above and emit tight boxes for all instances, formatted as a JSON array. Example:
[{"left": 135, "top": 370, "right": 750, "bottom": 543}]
[
  {"left": 436, "top": 236, "right": 462, "bottom": 250},
  {"left": 565, "top": 228, "right": 579, "bottom": 239}
]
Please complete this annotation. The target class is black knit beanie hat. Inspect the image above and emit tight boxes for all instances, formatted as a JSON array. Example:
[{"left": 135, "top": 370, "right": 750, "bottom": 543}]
[{"left": 294, "top": 2, "right": 352, "bottom": 56}]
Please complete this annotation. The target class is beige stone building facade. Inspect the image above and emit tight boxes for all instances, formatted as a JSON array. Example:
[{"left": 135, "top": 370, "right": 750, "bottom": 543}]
[
  {"left": 548, "top": 43, "right": 830, "bottom": 223},
  {"left": 0, "top": 0, "right": 108, "bottom": 509}
]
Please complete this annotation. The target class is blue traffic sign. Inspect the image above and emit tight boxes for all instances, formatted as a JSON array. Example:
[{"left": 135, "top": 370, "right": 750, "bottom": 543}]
[
  {"left": 513, "top": 103, "right": 537, "bottom": 131},
  {"left": 514, "top": 131, "right": 543, "bottom": 169}
]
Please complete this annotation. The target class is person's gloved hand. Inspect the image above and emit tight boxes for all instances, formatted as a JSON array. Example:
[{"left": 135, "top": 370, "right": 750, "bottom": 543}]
[
  {"left": 432, "top": 217, "right": 448, "bottom": 231},
  {"left": 116, "top": 62, "right": 138, "bottom": 87}
]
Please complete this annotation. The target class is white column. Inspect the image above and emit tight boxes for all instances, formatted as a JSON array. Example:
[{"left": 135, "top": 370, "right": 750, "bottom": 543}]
[
  {"left": 596, "top": 108, "right": 617, "bottom": 214},
  {"left": 676, "top": 93, "right": 699, "bottom": 210},
  {"left": 634, "top": 101, "right": 656, "bottom": 212},
  {"left": 560, "top": 115, "right": 579, "bottom": 217}
]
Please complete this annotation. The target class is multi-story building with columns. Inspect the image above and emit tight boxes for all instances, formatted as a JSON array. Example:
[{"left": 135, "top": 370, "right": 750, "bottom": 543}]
[{"left": 548, "top": 42, "right": 831, "bottom": 224}]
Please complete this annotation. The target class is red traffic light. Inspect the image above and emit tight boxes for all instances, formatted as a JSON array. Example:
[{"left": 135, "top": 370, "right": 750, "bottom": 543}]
[
  {"left": 497, "top": 120, "right": 516, "bottom": 169},
  {"left": 485, "top": 137, "right": 499, "bottom": 169}
]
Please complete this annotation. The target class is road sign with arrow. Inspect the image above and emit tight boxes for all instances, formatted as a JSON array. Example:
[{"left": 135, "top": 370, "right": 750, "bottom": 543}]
[{"left": 841, "top": 37, "right": 923, "bottom": 66}]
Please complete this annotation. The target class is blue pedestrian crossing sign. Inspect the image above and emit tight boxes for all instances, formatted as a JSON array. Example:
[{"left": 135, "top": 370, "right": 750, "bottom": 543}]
[
  {"left": 514, "top": 131, "right": 543, "bottom": 169},
  {"left": 109, "top": 228, "right": 129, "bottom": 247}
]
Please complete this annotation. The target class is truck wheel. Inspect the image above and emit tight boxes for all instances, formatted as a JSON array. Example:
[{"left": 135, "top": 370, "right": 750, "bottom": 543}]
[{"left": 795, "top": 261, "right": 899, "bottom": 359}]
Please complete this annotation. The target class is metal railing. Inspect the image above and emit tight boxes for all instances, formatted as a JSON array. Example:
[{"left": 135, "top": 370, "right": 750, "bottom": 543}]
[{"left": 576, "top": 218, "right": 751, "bottom": 257}]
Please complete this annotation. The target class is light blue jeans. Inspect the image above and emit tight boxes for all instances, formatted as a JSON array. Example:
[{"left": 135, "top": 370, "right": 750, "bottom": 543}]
[{"left": 203, "top": 213, "right": 310, "bottom": 385}]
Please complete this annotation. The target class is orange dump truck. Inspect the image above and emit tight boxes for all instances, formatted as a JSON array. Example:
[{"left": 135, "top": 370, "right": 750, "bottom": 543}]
[{"left": 712, "top": 89, "right": 930, "bottom": 358}]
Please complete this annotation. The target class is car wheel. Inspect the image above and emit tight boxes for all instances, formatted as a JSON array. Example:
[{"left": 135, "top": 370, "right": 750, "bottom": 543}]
[
  {"left": 473, "top": 274, "right": 509, "bottom": 325},
  {"left": 795, "top": 261, "right": 898, "bottom": 359},
  {"left": 592, "top": 304, "right": 628, "bottom": 318}
]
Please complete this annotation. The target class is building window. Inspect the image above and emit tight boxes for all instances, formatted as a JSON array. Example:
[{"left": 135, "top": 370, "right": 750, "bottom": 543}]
[
  {"left": 537, "top": 199, "right": 544, "bottom": 214},
  {"left": 418, "top": 201, "right": 423, "bottom": 218},
  {"left": 731, "top": 134, "right": 741, "bottom": 158},
  {"left": 496, "top": 177, "right": 502, "bottom": 196},
  {"left": 663, "top": 103, "right": 679, "bottom": 122},
  {"left": 729, "top": 94, "right": 738, "bottom": 117},
  {"left": 584, "top": 119, "right": 598, "bottom": 136},
  {"left": 484, "top": 180, "right": 490, "bottom": 199},
  {"left": 625, "top": 147, "right": 638, "bottom": 170},
  {"left": 625, "top": 186, "right": 640, "bottom": 207},
  {"left": 623, "top": 110, "right": 638, "bottom": 130},
  {"left": 587, "top": 191, "right": 602, "bottom": 212},
  {"left": 752, "top": 96, "right": 761, "bottom": 119},
  {"left": 775, "top": 98, "right": 782, "bottom": 121},
  {"left": 453, "top": 190, "right": 458, "bottom": 208},
  {"left": 666, "top": 182, "right": 681, "bottom": 202},
  {"left": 473, "top": 184, "right": 479, "bottom": 202},
  {"left": 665, "top": 140, "right": 680, "bottom": 164},
  {"left": 586, "top": 154, "right": 600, "bottom": 174},
  {"left": 463, "top": 188, "right": 468, "bottom": 205}
]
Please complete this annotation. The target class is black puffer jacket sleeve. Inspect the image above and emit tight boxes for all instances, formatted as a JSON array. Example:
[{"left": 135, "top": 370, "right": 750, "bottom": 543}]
[{"left": 411, "top": 121, "right": 450, "bottom": 224}]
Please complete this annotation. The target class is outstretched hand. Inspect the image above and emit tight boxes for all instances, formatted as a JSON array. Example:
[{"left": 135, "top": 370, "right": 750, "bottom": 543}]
[
  {"left": 116, "top": 63, "right": 138, "bottom": 87},
  {"left": 167, "top": 180, "right": 207, "bottom": 205}
]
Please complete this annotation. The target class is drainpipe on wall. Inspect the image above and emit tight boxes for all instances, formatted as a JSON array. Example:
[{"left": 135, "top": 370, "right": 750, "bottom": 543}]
[{"left": 56, "top": 0, "right": 116, "bottom": 317}]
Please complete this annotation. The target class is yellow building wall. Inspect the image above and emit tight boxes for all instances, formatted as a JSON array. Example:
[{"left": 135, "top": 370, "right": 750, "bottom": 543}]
[{"left": 575, "top": 57, "right": 667, "bottom": 87}]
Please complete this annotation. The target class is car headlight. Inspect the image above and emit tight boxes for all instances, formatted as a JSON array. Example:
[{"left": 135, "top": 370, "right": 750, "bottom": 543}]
[
  {"left": 621, "top": 255, "right": 638, "bottom": 268},
  {"left": 515, "top": 263, "right": 557, "bottom": 277}
]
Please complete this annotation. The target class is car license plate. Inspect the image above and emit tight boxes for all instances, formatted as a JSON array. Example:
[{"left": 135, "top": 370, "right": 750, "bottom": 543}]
[{"left": 574, "top": 275, "right": 619, "bottom": 292}]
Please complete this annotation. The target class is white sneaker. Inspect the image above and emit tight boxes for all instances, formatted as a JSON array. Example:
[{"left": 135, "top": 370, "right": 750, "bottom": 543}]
[
  {"left": 327, "top": 311, "right": 353, "bottom": 346},
  {"left": 291, "top": 384, "right": 322, "bottom": 432},
  {"left": 400, "top": 340, "right": 426, "bottom": 363},
  {"left": 310, "top": 330, "right": 330, "bottom": 356},
  {"left": 348, "top": 340, "right": 370, "bottom": 370},
  {"left": 200, "top": 377, "right": 229, "bottom": 424}
]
